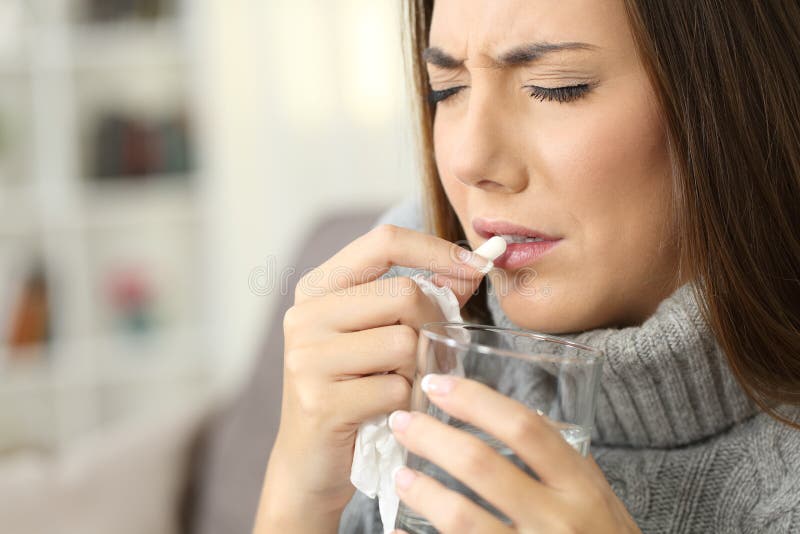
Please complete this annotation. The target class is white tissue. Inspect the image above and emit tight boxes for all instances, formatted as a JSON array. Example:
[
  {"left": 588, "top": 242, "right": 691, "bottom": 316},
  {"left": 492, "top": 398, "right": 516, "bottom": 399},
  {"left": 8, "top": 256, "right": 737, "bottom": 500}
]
[{"left": 349, "top": 273, "right": 465, "bottom": 533}]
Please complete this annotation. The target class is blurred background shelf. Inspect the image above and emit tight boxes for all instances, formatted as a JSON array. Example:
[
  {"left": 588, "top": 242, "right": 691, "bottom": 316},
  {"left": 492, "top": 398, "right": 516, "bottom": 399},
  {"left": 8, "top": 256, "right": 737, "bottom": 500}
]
[
  {"left": 0, "top": 0, "right": 212, "bottom": 458},
  {"left": 79, "top": 176, "right": 198, "bottom": 229},
  {"left": 71, "top": 22, "right": 188, "bottom": 73},
  {"left": 0, "top": 1, "right": 416, "bottom": 530},
  {"left": 0, "top": 326, "right": 204, "bottom": 395}
]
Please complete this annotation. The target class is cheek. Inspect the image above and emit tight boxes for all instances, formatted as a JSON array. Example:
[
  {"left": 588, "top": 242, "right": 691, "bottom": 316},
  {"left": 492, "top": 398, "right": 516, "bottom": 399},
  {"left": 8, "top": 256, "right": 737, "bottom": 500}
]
[
  {"left": 433, "top": 118, "right": 471, "bottom": 225},
  {"left": 538, "top": 85, "right": 673, "bottom": 256},
  {"left": 433, "top": 116, "right": 455, "bottom": 190}
]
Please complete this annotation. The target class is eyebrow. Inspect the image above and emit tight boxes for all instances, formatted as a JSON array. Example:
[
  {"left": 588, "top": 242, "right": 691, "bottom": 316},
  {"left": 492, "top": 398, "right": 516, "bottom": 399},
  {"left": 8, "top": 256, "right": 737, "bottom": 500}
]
[{"left": 422, "top": 41, "right": 599, "bottom": 69}]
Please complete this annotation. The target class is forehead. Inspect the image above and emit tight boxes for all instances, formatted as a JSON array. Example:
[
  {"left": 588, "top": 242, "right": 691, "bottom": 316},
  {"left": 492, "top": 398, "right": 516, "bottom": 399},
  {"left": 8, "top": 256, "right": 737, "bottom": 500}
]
[{"left": 429, "top": 0, "right": 630, "bottom": 60}]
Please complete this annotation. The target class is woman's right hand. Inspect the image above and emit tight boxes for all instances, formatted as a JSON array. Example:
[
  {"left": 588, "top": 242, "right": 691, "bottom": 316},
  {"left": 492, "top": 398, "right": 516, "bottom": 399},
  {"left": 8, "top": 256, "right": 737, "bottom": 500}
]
[{"left": 254, "top": 224, "right": 492, "bottom": 533}]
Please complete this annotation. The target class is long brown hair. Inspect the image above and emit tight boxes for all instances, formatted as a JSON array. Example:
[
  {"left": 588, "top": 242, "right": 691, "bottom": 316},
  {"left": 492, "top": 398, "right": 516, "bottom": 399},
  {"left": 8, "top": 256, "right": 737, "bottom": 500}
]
[{"left": 401, "top": 0, "right": 800, "bottom": 427}]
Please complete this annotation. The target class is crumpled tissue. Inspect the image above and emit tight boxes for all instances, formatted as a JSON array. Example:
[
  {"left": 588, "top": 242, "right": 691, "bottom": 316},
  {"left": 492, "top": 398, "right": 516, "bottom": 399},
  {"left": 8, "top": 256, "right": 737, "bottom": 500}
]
[{"left": 349, "top": 272, "right": 466, "bottom": 533}]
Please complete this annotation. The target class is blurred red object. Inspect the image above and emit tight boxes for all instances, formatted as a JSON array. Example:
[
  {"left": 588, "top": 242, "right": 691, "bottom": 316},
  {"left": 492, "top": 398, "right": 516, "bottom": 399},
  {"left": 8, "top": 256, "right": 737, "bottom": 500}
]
[
  {"left": 107, "top": 267, "right": 156, "bottom": 334},
  {"left": 7, "top": 269, "right": 50, "bottom": 348},
  {"left": 108, "top": 267, "right": 152, "bottom": 311}
]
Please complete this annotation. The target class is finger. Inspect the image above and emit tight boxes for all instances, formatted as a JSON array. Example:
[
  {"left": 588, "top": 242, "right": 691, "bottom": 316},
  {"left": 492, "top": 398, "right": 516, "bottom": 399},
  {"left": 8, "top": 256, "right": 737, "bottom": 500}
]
[
  {"left": 390, "top": 410, "right": 555, "bottom": 525},
  {"left": 294, "top": 224, "right": 491, "bottom": 306},
  {"left": 419, "top": 375, "right": 587, "bottom": 487},
  {"left": 334, "top": 373, "right": 412, "bottom": 425},
  {"left": 308, "top": 325, "right": 418, "bottom": 383},
  {"left": 393, "top": 466, "right": 516, "bottom": 534},
  {"left": 287, "top": 276, "right": 448, "bottom": 338}
]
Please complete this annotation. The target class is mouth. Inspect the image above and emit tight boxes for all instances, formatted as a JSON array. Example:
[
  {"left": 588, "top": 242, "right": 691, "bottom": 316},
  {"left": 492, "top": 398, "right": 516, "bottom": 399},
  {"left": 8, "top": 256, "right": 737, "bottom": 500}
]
[
  {"left": 472, "top": 217, "right": 561, "bottom": 242},
  {"left": 472, "top": 217, "right": 562, "bottom": 270},
  {"left": 493, "top": 234, "right": 547, "bottom": 244}
]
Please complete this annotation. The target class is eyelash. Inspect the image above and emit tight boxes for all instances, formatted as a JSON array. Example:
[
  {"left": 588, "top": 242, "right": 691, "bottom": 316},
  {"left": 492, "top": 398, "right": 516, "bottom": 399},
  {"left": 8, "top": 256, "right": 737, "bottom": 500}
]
[{"left": 428, "top": 83, "right": 592, "bottom": 105}]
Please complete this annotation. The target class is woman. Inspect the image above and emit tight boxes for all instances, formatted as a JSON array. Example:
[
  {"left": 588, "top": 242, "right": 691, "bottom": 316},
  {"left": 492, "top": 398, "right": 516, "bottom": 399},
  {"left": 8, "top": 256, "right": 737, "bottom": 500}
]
[{"left": 256, "top": 0, "right": 800, "bottom": 532}]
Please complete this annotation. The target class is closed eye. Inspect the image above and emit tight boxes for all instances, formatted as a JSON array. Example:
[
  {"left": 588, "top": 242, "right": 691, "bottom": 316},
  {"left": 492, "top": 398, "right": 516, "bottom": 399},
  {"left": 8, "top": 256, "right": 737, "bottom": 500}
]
[
  {"left": 427, "top": 83, "right": 593, "bottom": 105},
  {"left": 526, "top": 83, "right": 593, "bottom": 103},
  {"left": 428, "top": 86, "right": 467, "bottom": 105}
]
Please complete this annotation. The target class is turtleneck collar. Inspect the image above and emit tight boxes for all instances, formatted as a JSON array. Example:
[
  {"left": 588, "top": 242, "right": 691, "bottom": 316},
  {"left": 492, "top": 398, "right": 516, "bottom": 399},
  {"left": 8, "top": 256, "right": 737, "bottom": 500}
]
[{"left": 486, "top": 280, "right": 760, "bottom": 448}]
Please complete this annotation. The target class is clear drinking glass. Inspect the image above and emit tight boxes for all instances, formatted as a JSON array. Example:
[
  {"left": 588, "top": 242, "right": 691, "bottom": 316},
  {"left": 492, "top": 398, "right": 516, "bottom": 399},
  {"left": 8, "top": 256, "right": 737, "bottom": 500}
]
[{"left": 394, "top": 322, "right": 604, "bottom": 533}]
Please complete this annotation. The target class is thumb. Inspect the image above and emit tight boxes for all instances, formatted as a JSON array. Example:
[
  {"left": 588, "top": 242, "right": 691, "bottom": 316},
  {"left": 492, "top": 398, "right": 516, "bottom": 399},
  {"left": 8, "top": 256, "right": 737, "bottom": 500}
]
[
  {"left": 428, "top": 270, "right": 488, "bottom": 309},
  {"left": 431, "top": 235, "right": 505, "bottom": 308}
]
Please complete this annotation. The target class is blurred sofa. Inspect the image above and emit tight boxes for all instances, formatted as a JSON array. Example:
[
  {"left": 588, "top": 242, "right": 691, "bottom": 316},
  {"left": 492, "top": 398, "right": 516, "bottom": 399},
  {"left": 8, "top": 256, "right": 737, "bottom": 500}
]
[{"left": 0, "top": 394, "right": 213, "bottom": 534}]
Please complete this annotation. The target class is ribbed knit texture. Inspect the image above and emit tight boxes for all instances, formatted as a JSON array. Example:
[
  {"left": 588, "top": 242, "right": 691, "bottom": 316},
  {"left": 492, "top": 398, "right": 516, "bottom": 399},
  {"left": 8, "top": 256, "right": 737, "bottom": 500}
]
[{"left": 339, "top": 196, "right": 800, "bottom": 533}]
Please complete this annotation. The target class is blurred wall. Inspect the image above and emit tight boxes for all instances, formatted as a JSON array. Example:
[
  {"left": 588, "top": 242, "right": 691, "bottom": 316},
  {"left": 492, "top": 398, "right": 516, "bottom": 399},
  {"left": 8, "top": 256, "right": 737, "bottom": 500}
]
[{"left": 194, "top": 0, "right": 418, "bottom": 390}]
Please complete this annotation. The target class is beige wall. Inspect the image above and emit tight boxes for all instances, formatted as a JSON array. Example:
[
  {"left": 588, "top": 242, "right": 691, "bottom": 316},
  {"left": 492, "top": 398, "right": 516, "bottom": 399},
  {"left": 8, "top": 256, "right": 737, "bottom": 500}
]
[{"left": 194, "top": 0, "right": 418, "bottom": 390}]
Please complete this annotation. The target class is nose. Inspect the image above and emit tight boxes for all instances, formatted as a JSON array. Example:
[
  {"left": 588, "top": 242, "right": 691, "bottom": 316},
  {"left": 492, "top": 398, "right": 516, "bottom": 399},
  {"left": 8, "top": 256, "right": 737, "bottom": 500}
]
[{"left": 448, "top": 88, "right": 528, "bottom": 193}]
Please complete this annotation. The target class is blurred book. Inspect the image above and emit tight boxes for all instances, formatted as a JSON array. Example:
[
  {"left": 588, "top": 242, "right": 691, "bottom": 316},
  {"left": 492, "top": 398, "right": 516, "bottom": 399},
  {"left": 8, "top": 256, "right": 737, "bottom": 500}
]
[
  {"left": 91, "top": 111, "right": 194, "bottom": 180},
  {"left": 83, "top": 0, "right": 177, "bottom": 23}
]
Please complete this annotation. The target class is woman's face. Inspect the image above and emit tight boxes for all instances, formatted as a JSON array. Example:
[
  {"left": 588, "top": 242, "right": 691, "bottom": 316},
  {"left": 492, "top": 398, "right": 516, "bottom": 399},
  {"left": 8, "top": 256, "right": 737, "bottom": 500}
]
[{"left": 430, "top": 0, "right": 681, "bottom": 332}]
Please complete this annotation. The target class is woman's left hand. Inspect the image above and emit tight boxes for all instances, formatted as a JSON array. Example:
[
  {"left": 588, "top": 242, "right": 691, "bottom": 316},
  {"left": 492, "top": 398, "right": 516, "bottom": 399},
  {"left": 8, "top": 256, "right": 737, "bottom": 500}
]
[{"left": 388, "top": 374, "right": 641, "bottom": 534}]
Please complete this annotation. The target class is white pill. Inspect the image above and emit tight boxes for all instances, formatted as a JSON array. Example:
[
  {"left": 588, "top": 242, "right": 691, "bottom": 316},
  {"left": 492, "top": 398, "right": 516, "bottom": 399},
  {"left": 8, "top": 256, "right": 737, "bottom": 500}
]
[{"left": 474, "top": 235, "right": 507, "bottom": 261}]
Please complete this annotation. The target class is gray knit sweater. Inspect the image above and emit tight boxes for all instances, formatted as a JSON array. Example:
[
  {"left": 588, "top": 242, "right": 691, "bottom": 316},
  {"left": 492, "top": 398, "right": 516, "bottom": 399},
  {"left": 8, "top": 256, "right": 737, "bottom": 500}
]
[{"left": 339, "top": 195, "right": 800, "bottom": 533}]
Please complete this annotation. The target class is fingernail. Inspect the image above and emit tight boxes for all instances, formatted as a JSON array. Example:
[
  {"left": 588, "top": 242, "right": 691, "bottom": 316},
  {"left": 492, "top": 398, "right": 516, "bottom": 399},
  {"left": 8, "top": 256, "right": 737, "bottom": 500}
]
[
  {"left": 420, "top": 373, "right": 455, "bottom": 395},
  {"left": 392, "top": 466, "right": 416, "bottom": 490},
  {"left": 456, "top": 248, "right": 491, "bottom": 273},
  {"left": 388, "top": 410, "right": 411, "bottom": 432}
]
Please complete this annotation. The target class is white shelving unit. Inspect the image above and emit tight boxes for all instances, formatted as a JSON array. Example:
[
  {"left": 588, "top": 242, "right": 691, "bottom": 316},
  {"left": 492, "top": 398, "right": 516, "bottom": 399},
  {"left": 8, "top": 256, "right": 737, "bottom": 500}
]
[{"left": 0, "top": 0, "right": 213, "bottom": 455}]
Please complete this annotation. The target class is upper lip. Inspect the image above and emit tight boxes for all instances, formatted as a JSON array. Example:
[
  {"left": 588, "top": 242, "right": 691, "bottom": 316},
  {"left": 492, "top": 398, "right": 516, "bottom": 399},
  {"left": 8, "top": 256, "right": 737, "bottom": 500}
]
[{"left": 472, "top": 217, "right": 561, "bottom": 241}]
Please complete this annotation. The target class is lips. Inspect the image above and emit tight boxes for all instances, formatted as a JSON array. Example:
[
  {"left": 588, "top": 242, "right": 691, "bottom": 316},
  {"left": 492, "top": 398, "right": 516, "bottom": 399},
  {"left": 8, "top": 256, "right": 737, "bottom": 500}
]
[
  {"left": 472, "top": 217, "right": 562, "bottom": 270},
  {"left": 472, "top": 217, "right": 561, "bottom": 241}
]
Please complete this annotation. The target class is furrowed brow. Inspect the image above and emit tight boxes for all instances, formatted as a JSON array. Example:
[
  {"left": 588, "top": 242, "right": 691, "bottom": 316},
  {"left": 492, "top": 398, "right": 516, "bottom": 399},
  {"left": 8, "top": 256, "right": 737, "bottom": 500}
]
[
  {"left": 423, "top": 41, "right": 598, "bottom": 70},
  {"left": 422, "top": 46, "right": 464, "bottom": 69}
]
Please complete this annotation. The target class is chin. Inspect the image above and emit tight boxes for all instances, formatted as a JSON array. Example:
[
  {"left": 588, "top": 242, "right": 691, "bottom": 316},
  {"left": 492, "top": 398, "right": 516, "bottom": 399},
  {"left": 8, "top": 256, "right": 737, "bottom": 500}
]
[{"left": 488, "top": 276, "right": 609, "bottom": 334}]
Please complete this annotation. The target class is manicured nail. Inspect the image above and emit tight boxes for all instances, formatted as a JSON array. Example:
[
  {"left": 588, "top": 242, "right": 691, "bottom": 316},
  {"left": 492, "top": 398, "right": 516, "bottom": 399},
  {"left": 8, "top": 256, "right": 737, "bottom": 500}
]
[
  {"left": 420, "top": 373, "right": 456, "bottom": 395},
  {"left": 456, "top": 248, "right": 492, "bottom": 273},
  {"left": 388, "top": 410, "right": 411, "bottom": 432},
  {"left": 392, "top": 466, "right": 416, "bottom": 490}
]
